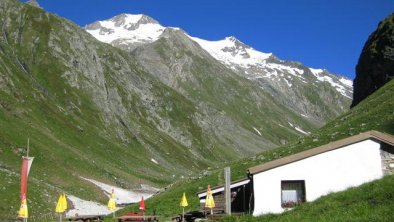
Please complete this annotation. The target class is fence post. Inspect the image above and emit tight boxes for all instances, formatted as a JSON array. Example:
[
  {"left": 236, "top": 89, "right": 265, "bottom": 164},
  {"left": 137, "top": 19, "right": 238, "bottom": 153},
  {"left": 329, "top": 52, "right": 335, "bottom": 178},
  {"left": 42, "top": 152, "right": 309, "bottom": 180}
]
[{"left": 224, "top": 167, "right": 231, "bottom": 215}]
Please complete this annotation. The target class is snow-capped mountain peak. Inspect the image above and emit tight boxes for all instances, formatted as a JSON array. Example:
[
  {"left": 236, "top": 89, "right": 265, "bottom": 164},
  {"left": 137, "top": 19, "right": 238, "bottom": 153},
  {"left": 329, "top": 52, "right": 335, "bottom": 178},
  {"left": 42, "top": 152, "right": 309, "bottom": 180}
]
[
  {"left": 189, "top": 36, "right": 272, "bottom": 68},
  {"left": 189, "top": 35, "right": 353, "bottom": 99},
  {"left": 85, "top": 13, "right": 165, "bottom": 44},
  {"left": 225, "top": 36, "right": 244, "bottom": 44},
  {"left": 109, "top": 13, "right": 160, "bottom": 29},
  {"left": 85, "top": 13, "right": 352, "bottom": 101}
]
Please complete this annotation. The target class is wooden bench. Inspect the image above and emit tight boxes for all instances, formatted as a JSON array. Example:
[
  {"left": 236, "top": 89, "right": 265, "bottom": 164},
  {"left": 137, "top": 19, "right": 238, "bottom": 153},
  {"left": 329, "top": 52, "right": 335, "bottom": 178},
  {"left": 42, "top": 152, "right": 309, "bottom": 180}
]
[
  {"left": 65, "top": 215, "right": 104, "bottom": 221},
  {"left": 206, "top": 212, "right": 244, "bottom": 221},
  {"left": 172, "top": 211, "right": 244, "bottom": 222},
  {"left": 117, "top": 215, "right": 158, "bottom": 222},
  {"left": 171, "top": 210, "right": 205, "bottom": 222}
]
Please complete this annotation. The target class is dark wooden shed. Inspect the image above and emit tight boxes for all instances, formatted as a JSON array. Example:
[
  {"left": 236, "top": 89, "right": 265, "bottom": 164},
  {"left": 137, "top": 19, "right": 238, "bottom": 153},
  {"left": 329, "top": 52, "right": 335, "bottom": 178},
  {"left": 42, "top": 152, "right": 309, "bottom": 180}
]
[{"left": 196, "top": 178, "right": 252, "bottom": 214}]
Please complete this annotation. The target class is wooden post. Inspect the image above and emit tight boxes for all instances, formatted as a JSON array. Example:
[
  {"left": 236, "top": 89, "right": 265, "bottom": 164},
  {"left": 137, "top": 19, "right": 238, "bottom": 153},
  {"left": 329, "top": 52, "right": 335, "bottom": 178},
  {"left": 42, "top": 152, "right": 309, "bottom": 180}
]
[
  {"left": 182, "top": 207, "right": 185, "bottom": 222},
  {"left": 27, "top": 138, "right": 29, "bottom": 158},
  {"left": 224, "top": 167, "right": 231, "bottom": 215},
  {"left": 26, "top": 138, "right": 29, "bottom": 222},
  {"left": 243, "top": 185, "right": 246, "bottom": 212}
]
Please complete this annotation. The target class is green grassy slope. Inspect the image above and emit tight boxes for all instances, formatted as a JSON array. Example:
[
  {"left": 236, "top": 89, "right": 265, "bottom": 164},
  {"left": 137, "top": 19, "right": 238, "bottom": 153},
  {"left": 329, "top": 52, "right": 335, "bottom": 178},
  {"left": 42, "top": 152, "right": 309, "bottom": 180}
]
[{"left": 117, "top": 79, "right": 393, "bottom": 220}]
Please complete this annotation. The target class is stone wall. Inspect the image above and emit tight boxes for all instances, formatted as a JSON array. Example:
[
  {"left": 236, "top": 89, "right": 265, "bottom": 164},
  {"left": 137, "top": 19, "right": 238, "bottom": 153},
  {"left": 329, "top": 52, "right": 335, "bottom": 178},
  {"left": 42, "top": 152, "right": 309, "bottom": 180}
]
[{"left": 381, "top": 144, "right": 394, "bottom": 175}]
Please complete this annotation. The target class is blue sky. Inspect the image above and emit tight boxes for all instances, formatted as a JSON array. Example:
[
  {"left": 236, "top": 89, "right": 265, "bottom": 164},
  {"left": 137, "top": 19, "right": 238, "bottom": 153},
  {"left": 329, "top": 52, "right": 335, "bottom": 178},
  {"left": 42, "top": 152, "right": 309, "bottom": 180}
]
[{"left": 24, "top": 0, "right": 393, "bottom": 79}]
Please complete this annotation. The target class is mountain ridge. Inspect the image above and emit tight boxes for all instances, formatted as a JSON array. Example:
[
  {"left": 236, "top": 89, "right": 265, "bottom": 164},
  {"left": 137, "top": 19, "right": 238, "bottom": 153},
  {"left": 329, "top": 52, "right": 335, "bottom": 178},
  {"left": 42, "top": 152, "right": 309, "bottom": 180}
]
[{"left": 86, "top": 13, "right": 352, "bottom": 124}]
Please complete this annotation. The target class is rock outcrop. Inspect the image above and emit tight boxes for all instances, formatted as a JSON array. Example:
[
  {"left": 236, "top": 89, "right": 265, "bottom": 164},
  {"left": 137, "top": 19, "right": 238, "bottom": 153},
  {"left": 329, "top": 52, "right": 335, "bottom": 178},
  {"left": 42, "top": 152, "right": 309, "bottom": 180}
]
[{"left": 352, "top": 13, "right": 394, "bottom": 107}]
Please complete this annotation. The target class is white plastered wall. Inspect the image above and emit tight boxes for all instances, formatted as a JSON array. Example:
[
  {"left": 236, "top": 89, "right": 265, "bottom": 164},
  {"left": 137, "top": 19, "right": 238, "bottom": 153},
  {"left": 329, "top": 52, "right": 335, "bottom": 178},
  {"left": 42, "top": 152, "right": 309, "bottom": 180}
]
[{"left": 252, "top": 139, "right": 383, "bottom": 216}]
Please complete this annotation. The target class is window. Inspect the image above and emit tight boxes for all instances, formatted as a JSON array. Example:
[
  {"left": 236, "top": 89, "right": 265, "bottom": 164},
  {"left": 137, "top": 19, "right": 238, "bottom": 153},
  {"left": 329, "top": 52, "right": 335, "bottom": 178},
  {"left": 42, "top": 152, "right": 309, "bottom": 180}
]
[{"left": 281, "top": 180, "right": 306, "bottom": 208}]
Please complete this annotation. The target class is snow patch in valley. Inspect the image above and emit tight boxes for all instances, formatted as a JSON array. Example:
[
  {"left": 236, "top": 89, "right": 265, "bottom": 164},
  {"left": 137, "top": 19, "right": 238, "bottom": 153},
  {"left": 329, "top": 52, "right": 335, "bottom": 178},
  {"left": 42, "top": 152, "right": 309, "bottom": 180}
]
[
  {"left": 65, "top": 178, "right": 159, "bottom": 216},
  {"left": 288, "top": 122, "right": 310, "bottom": 135},
  {"left": 66, "top": 195, "right": 115, "bottom": 217},
  {"left": 253, "top": 127, "right": 262, "bottom": 136},
  {"left": 81, "top": 177, "right": 157, "bottom": 204},
  {"left": 151, "top": 158, "right": 159, "bottom": 164},
  {"left": 295, "top": 127, "right": 310, "bottom": 135}
]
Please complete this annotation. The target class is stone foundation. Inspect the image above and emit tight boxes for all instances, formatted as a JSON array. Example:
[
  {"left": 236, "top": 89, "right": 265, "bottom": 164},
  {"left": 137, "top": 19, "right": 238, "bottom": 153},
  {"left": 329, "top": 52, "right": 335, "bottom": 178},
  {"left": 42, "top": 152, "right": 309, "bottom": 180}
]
[{"left": 381, "top": 144, "right": 394, "bottom": 175}]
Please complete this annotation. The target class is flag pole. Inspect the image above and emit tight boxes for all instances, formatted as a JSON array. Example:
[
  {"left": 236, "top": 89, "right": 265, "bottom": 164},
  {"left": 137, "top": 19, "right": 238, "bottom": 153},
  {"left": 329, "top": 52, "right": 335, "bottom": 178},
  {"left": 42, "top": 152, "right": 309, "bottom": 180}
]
[
  {"left": 182, "top": 207, "right": 184, "bottom": 222},
  {"left": 27, "top": 138, "right": 29, "bottom": 158},
  {"left": 19, "top": 139, "right": 33, "bottom": 222},
  {"left": 26, "top": 138, "right": 29, "bottom": 222}
]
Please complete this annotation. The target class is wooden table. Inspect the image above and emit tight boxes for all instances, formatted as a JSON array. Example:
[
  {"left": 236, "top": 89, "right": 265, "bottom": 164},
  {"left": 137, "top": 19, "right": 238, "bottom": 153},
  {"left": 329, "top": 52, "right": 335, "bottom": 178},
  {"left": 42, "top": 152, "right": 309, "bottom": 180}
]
[{"left": 117, "top": 215, "right": 158, "bottom": 221}]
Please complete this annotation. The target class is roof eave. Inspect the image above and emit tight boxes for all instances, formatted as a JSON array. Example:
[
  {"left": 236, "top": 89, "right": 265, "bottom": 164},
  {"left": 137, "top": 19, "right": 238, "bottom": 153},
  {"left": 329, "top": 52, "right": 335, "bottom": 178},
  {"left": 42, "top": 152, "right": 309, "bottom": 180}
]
[{"left": 248, "top": 130, "right": 394, "bottom": 175}]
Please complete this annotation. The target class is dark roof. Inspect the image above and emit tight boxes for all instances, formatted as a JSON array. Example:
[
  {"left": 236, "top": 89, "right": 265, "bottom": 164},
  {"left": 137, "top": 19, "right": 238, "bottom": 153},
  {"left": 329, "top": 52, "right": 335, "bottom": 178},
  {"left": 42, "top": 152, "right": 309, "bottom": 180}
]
[
  {"left": 196, "top": 177, "right": 250, "bottom": 196},
  {"left": 248, "top": 130, "right": 394, "bottom": 175}
]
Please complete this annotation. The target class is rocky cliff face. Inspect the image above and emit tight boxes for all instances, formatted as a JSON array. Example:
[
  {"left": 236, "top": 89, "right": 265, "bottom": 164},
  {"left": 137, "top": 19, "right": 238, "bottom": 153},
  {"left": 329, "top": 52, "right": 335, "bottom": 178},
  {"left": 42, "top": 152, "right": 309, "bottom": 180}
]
[{"left": 352, "top": 13, "right": 394, "bottom": 107}]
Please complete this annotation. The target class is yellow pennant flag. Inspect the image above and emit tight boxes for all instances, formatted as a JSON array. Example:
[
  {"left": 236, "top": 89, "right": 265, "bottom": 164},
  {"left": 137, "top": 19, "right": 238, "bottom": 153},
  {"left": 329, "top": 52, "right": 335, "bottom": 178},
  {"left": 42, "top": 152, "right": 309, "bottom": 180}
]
[
  {"left": 180, "top": 192, "right": 188, "bottom": 207},
  {"left": 55, "top": 194, "right": 65, "bottom": 213},
  {"left": 62, "top": 194, "right": 68, "bottom": 211},
  {"left": 205, "top": 185, "right": 215, "bottom": 209},
  {"left": 107, "top": 190, "right": 116, "bottom": 212},
  {"left": 18, "top": 197, "right": 28, "bottom": 218}
]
